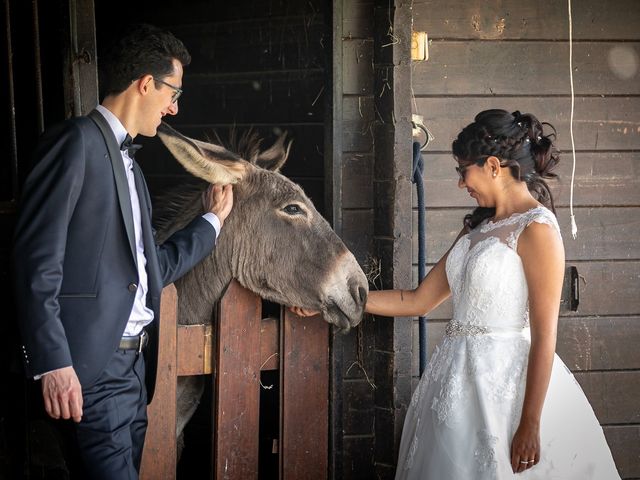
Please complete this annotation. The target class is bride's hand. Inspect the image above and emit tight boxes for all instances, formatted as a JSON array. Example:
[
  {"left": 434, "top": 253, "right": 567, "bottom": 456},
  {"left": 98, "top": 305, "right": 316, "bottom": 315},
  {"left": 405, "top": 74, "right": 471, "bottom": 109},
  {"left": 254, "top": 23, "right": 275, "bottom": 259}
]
[{"left": 510, "top": 420, "right": 540, "bottom": 473}]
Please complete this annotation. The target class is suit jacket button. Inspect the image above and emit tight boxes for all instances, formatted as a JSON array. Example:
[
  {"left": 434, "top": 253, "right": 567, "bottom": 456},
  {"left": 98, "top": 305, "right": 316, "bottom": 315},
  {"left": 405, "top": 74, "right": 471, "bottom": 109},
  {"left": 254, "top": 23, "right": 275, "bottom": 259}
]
[{"left": 128, "top": 282, "right": 138, "bottom": 292}]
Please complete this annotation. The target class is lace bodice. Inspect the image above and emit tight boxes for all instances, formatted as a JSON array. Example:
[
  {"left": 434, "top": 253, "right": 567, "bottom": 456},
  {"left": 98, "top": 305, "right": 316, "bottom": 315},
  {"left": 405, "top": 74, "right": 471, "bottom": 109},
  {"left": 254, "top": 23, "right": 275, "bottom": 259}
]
[{"left": 445, "top": 205, "right": 561, "bottom": 333}]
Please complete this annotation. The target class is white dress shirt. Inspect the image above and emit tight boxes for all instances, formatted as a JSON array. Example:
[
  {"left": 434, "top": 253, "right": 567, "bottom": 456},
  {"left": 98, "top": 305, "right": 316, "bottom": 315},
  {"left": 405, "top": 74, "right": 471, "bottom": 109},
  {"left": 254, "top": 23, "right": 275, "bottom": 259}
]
[{"left": 96, "top": 105, "right": 220, "bottom": 336}]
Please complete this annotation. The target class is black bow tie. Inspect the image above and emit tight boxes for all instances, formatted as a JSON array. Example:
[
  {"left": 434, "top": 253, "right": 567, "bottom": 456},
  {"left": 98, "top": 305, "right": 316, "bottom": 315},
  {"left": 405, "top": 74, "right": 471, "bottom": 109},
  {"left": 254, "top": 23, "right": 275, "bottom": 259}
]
[{"left": 120, "top": 134, "right": 142, "bottom": 158}]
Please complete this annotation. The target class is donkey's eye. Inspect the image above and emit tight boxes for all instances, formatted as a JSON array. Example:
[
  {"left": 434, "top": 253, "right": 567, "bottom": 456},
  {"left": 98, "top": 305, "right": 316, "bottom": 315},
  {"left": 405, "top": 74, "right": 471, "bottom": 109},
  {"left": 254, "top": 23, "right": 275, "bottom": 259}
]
[{"left": 283, "top": 204, "right": 303, "bottom": 215}]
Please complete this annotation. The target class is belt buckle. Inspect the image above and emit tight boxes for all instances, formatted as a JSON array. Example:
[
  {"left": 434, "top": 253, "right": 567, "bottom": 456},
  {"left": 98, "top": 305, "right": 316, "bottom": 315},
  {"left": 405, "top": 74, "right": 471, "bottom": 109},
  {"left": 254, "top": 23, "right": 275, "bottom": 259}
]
[{"left": 138, "top": 330, "right": 147, "bottom": 354}]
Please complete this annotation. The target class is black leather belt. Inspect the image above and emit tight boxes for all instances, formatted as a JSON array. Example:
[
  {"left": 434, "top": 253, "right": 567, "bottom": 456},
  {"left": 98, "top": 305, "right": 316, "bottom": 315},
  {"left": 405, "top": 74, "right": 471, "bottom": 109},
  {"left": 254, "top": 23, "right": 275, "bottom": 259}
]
[{"left": 119, "top": 330, "right": 148, "bottom": 353}]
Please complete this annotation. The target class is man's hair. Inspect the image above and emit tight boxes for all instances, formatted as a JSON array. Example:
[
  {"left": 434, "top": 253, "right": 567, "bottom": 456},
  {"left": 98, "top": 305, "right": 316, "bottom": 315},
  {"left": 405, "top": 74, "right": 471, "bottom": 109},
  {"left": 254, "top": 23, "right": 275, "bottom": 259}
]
[{"left": 99, "top": 24, "right": 191, "bottom": 98}]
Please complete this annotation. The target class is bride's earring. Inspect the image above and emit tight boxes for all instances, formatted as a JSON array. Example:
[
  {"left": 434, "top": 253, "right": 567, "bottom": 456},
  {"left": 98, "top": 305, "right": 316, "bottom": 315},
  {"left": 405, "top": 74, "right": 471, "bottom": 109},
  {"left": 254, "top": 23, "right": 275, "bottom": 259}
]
[{"left": 492, "top": 170, "right": 497, "bottom": 178}]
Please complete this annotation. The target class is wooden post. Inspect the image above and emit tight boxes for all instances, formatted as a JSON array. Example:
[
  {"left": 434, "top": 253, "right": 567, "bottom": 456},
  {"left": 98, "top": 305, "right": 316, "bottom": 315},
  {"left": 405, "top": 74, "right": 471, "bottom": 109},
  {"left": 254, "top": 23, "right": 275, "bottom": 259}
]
[
  {"left": 280, "top": 309, "right": 329, "bottom": 479},
  {"left": 213, "top": 280, "right": 262, "bottom": 479},
  {"left": 140, "top": 284, "right": 178, "bottom": 479}
]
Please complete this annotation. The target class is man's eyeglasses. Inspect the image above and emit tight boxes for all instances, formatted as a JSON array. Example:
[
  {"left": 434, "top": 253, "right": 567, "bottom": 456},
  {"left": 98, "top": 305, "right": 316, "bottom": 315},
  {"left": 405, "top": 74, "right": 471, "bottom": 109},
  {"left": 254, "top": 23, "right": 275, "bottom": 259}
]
[{"left": 155, "top": 78, "right": 183, "bottom": 104}]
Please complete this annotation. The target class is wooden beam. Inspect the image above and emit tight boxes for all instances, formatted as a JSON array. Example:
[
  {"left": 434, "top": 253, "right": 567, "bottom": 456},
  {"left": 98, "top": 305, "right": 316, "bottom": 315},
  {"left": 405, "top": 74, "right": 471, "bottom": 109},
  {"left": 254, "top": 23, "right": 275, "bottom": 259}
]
[
  {"left": 280, "top": 309, "right": 329, "bottom": 480},
  {"left": 177, "top": 324, "right": 212, "bottom": 376},
  {"left": 213, "top": 280, "right": 262, "bottom": 479},
  {"left": 140, "top": 284, "right": 178, "bottom": 480}
]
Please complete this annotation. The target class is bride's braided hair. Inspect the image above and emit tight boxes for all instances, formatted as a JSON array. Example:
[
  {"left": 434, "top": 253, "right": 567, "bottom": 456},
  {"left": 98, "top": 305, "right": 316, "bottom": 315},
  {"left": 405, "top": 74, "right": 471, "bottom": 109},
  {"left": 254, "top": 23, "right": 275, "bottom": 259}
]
[{"left": 452, "top": 109, "right": 560, "bottom": 229}]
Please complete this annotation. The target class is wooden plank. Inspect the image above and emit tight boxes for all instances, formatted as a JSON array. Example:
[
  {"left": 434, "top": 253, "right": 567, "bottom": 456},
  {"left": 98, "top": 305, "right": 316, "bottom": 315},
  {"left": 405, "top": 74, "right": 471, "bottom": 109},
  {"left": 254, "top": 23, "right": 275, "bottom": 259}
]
[
  {"left": 177, "top": 324, "right": 212, "bottom": 376},
  {"left": 214, "top": 280, "right": 262, "bottom": 480},
  {"left": 341, "top": 209, "right": 373, "bottom": 265},
  {"left": 413, "top": 97, "right": 640, "bottom": 151},
  {"left": 556, "top": 317, "right": 640, "bottom": 371},
  {"left": 64, "top": 0, "right": 99, "bottom": 117},
  {"left": 177, "top": 75, "right": 325, "bottom": 124},
  {"left": 147, "top": 0, "right": 321, "bottom": 25},
  {"left": 412, "top": 0, "right": 640, "bottom": 40},
  {"left": 343, "top": 39, "right": 374, "bottom": 95},
  {"left": 280, "top": 309, "right": 329, "bottom": 479},
  {"left": 342, "top": 379, "right": 375, "bottom": 435},
  {"left": 343, "top": 0, "right": 373, "bottom": 39},
  {"left": 342, "top": 436, "right": 375, "bottom": 479},
  {"left": 603, "top": 425, "right": 640, "bottom": 479},
  {"left": 413, "top": 42, "right": 640, "bottom": 95},
  {"left": 172, "top": 19, "right": 326, "bottom": 74},
  {"left": 342, "top": 96, "right": 375, "bottom": 152},
  {"left": 413, "top": 207, "right": 640, "bottom": 263},
  {"left": 260, "top": 316, "right": 279, "bottom": 371},
  {"left": 141, "top": 284, "right": 178, "bottom": 480},
  {"left": 413, "top": 317, "right": 640, "bottom": 375},
  {"left": 413, "top": 152, "right": 640, "bottom": 208},
  {"left": 419, "top": 260, "right": 640, "bottom": 319},
  {"left": 575, "top": 371, "right": 640, "bottom": 424},
  {"left": 342, "top": 153, "right": 373, "bottom": 209}
]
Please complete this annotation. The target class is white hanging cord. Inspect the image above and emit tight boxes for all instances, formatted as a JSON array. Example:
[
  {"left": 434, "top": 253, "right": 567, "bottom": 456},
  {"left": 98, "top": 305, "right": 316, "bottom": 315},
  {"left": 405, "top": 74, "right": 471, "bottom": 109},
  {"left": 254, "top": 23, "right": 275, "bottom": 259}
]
[{"left": 568, "top": 0, "right": 578, "bottom": 239}]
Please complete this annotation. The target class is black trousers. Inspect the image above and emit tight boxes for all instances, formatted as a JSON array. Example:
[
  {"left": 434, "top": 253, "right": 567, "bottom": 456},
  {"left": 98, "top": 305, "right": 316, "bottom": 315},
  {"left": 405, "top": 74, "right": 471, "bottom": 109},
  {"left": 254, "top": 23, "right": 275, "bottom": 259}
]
[{"left": 75, "top": 347, "right": 148, "bottom": 480}]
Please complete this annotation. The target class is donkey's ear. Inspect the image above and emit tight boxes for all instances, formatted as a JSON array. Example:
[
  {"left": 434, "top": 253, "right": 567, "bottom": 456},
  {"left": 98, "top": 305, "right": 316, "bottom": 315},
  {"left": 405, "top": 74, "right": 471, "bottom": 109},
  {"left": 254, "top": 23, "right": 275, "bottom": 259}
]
[
  {"left": 254, "top": 132, "right": 292, "bottom": 173},
  {"left": 157, "top": 122, "right": 247, "bottom": 184}
]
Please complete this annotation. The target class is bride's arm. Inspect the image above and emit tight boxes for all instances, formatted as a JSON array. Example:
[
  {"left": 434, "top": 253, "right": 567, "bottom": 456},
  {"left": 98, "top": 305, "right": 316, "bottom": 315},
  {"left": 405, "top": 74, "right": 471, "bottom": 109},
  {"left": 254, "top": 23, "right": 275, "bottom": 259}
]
[
  {"left": 510, "top": 221, "right": 565, "bottom": 473},
  {"left": 364, "top": 228, "right": 467, "bottom": 318}
]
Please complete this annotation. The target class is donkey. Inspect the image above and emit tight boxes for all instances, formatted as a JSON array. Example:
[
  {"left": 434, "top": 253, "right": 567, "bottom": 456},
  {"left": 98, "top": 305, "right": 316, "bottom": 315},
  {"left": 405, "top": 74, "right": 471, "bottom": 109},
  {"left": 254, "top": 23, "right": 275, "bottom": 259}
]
[{"left": 152, "top": 122, "right": 368, "bottom": 450}]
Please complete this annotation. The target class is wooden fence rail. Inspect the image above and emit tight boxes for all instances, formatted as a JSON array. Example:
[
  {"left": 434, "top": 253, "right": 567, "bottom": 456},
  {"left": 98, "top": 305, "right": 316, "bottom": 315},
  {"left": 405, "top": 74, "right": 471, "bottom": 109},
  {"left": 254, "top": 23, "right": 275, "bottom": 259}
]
[{"left": 140, "top": 280, "right": 329, "bottom": 479}]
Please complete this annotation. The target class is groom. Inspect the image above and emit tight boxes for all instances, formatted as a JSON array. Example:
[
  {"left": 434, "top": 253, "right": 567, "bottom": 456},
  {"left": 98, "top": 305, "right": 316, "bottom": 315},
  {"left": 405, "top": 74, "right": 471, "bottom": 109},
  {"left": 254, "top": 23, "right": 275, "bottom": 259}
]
[{"left": 13, "top": 24, "right": 232, "bottom": 479}]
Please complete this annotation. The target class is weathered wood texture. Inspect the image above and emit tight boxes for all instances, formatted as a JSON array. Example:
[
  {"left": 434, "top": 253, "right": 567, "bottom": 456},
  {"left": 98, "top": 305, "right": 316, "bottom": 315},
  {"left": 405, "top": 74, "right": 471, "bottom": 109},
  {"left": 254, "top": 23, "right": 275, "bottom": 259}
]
[
  {"left": 412, "top": 0, "right": 640, "bottom": 40},
  {"left": 140, "top": 285, "right": 178, "bottom": 479},
  {"left": 414, "top": 97, "right": 640, "bottom": 151},
  {"left": 413, "top": 207, "right": 640, "bottom": 262},
  {"left": 414, "top": 152, "right": 640, "bottom": 208},
  {"left": 413, "top": 42, "right": 640, "bottom": 95},
  {"left": 177, "top": 324, "right": 212, "bottom": 375},
  {"left": 280, "top": 309, "right": 329, "bottom": 479},
  {"left": 370, "top": 0, "right": 414, "bottom": 478},
  {"left": 332, "top": 1, "right": 378, "bottom": 479},
  {"left": 214, "top": 280, "right": 262, "bottom": 479},
  {"left": 410, "top": 0, "right": 640, "bottom": 477}
]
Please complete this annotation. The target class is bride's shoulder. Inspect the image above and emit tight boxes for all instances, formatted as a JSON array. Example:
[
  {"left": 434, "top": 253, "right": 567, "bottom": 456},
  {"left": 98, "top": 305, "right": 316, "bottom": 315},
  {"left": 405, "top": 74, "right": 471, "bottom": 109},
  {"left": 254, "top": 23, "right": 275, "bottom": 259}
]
[
  {"left": 523, "top": 205, "right": 561, "bottom": 235},
  {"left": 518, "top": 206, "right": 564, "bottom": 254}
]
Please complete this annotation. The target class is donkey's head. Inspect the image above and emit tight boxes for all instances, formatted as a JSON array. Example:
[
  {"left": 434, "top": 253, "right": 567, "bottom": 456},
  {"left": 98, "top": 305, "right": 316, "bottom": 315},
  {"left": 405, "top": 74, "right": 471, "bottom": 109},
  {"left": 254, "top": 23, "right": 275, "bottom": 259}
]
[{"left": 155, "top": 123, "right": 367, "bottom": 331}]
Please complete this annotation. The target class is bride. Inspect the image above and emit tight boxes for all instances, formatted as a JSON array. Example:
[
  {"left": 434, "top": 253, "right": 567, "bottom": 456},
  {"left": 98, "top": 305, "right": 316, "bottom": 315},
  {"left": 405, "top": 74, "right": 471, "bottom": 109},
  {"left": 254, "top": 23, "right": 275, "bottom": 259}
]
[{"left": 364, "top": 110, "right": 621, "bottom": 478}]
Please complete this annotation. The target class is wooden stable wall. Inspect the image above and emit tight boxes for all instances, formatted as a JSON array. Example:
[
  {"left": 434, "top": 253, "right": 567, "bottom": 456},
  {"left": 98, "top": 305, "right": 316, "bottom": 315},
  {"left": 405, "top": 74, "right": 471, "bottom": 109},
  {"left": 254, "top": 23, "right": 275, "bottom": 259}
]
[
  {"left": 332, "top": 1, "right": 414, "bottom": 479},
  {"left": 411, "top": 1, "right": 640, "bottom": 478}
]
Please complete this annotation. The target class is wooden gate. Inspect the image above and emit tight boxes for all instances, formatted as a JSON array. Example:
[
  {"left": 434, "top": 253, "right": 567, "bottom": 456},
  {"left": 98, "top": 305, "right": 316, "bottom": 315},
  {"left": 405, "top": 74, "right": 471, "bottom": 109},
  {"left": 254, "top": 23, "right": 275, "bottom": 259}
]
[{"left": 140, "top": 280, "right": 329, "bottom": 479}]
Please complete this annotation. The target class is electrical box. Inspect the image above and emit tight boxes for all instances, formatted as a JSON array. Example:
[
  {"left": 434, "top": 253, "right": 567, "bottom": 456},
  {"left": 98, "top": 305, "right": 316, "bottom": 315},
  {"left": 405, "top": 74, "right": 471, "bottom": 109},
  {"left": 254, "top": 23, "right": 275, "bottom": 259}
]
[{"left": 411, "top": 31, "right": 429, "bottom": 62}]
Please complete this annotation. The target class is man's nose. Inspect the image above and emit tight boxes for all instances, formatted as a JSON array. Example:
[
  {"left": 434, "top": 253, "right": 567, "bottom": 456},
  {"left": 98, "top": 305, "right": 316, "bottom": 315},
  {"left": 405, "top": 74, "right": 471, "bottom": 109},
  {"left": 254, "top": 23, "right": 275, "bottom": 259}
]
[
  {"left": 167, "top": 101, "right": 179, "bottom": 116},
  {"left": 457, "top": 177, "right": 465, "bottom": 188}
]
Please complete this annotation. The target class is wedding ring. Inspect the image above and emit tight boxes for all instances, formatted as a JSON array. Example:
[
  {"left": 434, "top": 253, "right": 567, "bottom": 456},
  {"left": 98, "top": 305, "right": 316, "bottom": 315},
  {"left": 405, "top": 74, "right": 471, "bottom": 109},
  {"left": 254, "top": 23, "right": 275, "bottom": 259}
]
[
  {"left": 527, "top": 460, "right": 535, "bottom": 463},
  {"left": 519, "top": 461, "right": 528, "bottom": 464}
]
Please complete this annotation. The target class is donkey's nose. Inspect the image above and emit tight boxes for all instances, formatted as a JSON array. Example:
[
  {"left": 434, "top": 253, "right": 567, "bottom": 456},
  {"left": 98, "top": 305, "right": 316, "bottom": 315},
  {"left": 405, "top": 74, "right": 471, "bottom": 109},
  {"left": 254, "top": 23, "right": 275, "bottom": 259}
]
[
  {"left": 349, "top": 280, "right": 367, "bottom": 307},
  {"left": 357, "top": 286, "right": 367, "bottom": 304}
]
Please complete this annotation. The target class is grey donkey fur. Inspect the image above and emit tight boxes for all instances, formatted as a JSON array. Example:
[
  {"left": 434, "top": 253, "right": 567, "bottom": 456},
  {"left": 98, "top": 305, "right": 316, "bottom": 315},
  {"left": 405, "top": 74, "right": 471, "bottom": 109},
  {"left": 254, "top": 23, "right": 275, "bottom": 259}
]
[{"left": 153, "top": 122, "right": 368, "bottom": 456}]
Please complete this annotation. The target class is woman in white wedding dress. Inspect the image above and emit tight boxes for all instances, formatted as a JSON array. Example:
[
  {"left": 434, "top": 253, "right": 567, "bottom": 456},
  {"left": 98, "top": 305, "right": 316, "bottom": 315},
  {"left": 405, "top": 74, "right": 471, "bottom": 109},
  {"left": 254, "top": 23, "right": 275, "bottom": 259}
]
[{"left": 364, "top": 110, "right": 621, "bottom": 479}]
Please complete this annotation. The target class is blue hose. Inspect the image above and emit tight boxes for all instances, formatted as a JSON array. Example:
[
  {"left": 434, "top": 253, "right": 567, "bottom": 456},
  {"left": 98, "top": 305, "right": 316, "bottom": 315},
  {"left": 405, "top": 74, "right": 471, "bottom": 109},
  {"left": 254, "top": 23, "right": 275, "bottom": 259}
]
[{"left": 412, "top": 141, "right": 428, "bottom": 375}]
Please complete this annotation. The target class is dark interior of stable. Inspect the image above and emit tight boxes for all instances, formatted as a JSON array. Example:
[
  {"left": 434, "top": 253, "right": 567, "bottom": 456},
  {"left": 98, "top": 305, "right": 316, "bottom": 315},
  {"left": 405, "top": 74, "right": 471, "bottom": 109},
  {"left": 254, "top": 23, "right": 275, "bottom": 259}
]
[{"left": 1, "top": 0, "right": 331, "bottom": 478}]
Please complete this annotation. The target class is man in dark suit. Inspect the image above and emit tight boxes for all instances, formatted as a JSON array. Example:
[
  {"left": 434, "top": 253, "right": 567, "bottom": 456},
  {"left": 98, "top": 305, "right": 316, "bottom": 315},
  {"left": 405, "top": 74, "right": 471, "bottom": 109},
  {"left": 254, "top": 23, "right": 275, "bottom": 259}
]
[{"left": 13, "top": 24, "right": 232, "bottom": 479}]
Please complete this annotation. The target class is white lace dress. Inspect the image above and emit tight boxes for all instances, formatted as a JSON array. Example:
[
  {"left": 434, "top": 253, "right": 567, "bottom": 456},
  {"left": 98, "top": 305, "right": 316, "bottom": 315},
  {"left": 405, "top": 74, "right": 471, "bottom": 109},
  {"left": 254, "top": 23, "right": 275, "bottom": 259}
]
[{"left": 395, "top": 206, "right": 620, "bottom": 479}]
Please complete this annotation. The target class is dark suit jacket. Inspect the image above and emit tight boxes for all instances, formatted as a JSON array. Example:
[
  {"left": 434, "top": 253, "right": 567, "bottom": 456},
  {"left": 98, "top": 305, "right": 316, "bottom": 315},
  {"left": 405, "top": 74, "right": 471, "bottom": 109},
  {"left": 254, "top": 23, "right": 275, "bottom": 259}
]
[{"left": 13, "top": 109, "right": 215, "bottom": 401}]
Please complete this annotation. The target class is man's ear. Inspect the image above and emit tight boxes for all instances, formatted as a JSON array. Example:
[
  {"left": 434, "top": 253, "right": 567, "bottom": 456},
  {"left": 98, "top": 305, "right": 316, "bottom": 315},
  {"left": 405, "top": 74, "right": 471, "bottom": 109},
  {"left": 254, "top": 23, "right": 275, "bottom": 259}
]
[{"left": 137, "top": 75, "right": 154, "bottom": 96}]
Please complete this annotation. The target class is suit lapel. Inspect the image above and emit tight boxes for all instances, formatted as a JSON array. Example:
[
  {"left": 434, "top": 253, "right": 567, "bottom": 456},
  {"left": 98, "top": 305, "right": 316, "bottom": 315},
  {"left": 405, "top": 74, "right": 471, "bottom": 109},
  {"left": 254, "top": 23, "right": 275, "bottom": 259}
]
[
  {"left": 132, "top": 162, "right": 161, "bottom": 291},
  {"left": 88, "top": 109, "right": 137, "bottom": 265}
]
